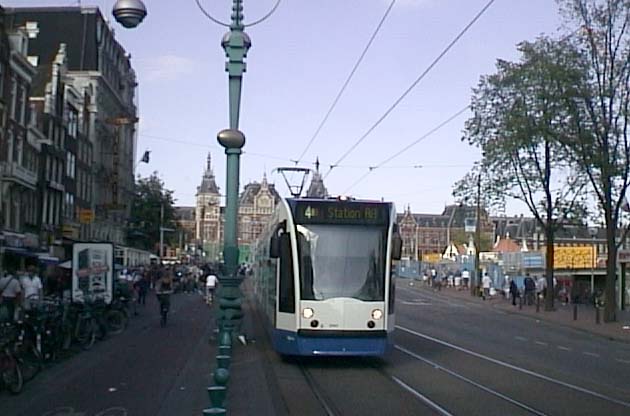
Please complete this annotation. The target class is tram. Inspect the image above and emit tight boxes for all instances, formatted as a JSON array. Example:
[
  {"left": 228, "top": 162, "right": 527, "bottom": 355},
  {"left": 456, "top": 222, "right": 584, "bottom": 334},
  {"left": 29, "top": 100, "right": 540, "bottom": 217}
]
[{"left": 252, "top": 196, "right": 402, "bottom": 356}]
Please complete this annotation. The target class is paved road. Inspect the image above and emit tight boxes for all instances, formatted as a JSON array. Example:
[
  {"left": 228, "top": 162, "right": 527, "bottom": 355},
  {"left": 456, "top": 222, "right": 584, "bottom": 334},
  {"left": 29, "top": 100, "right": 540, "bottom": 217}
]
[
  {"left": 244, "top": 283, "right": 630, "bottom": 415},
  {"left": 0, "top": 292, "right": 216, "bottom": 416}
]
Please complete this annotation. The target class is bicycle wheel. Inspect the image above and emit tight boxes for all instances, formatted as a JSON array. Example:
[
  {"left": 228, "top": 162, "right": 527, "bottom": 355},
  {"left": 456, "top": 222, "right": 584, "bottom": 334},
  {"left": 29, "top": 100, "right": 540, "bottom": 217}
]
[
  {"left": 106, "top": 310, "right": 127, "bottom": 335},
  {"left": 15, "top": 338, "right": 43, "bottom": 381},
  {"left": 2, "top": 355, "right": 23, "bottom": 394},
  {"left": 76, "top": 318, "right": 96, "bottom": 350}
]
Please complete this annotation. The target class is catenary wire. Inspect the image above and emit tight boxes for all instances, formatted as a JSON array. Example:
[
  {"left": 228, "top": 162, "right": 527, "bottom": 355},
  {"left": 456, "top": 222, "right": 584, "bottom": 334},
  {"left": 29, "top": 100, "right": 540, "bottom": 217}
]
[
  {"left": 324, "top": 0, "right": 497, "bottom": 180},
  {"left": 138, "top": 133, "right": 468, "bottom": 169},
  {"left": 294, "top": 0, "right": 397, "bottom": 166},
  {"left": 342, "top": 105, "right": 470, "bottom": 194}
]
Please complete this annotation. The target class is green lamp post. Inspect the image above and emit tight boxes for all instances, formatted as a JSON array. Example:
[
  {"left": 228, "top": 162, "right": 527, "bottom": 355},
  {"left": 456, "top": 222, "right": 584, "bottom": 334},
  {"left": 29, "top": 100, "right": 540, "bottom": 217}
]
[{"left": 215, "top": 0, "right": 251, "bottom": 335}]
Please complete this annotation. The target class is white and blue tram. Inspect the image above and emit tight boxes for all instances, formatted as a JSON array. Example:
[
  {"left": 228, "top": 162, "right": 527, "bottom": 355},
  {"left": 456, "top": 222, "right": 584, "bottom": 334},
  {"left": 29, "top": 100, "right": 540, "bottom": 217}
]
[{"left": 252, "top": 197, "right": 402, "bottom": 356}]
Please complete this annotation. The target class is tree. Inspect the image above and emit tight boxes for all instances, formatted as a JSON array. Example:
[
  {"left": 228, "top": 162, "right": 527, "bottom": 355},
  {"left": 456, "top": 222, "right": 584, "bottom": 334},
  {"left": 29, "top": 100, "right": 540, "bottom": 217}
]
[
  {"left": 127, "top": 172, "right": 178, "bottom": 254},
  {"left": 455, "top": 37, "right": 588, "bottom": 311},
  {"left": 557, "top": 0, "right": 630, "bottom": 322}
]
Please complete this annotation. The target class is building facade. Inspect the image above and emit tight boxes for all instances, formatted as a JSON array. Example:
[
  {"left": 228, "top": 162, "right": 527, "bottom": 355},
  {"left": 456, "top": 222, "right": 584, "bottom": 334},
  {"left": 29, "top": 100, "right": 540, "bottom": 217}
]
[
  {"left": 8, "top": 6, "right": 139, "bottom": 246},
  {"left": 191, "top": 153, "right": 282, "bottom": 262}
]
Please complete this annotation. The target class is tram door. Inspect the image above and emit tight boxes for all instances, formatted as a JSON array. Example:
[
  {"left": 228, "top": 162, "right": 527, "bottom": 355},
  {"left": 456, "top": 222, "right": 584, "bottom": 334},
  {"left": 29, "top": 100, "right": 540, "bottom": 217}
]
[{"left": 272, "top": 228, "right": 296, "bottom": 333}]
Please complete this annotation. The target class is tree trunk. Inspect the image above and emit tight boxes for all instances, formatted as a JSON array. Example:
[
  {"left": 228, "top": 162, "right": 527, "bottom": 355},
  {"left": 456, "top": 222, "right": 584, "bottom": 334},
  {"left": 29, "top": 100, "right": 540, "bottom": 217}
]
[
  {"left": 545, "top": 225, "right": 555, "bottom": 311},
  {"left": 604, "top": 218, "right": 617, "bottom": 322}
]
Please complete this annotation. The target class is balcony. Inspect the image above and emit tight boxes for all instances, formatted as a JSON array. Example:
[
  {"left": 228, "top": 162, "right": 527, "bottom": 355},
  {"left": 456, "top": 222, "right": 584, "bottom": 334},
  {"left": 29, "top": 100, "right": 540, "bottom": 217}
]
[{"left": 0, "top": 161, "right": 38, "bottom": 189}]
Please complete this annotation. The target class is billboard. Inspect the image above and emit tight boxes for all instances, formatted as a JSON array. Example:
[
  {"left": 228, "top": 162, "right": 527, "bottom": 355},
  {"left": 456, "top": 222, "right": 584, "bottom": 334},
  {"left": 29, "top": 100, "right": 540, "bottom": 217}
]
[
  {"left": 553, "top": 245, "right": 595, "bottom": 269},
  {"left": 72, "top": 242, "right": 114, "bottom": 304}
]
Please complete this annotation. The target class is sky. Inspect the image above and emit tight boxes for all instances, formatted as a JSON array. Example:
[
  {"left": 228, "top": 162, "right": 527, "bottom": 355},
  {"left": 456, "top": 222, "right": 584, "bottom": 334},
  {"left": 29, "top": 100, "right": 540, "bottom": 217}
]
[{"left": 9, "top": 0, "right": 565, "bottom": 216}]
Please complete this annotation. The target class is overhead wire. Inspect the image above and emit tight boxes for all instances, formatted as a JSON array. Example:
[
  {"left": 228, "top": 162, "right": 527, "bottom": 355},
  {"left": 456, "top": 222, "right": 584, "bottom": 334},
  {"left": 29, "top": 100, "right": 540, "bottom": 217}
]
[
  {"left": 342, "top": 104, "right": 470, "bottom": 194},
  {"left": 294, "top": 0, "right": 397, "bottom": 166},
  {"left": 324, "top": 0, "right": 497, "bottom": 179}
]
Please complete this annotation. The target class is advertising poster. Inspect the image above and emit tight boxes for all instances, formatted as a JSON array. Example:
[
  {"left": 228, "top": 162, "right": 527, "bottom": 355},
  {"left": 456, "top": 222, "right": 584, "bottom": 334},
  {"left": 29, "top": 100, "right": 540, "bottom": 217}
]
[{"left": 72, "top": 242, "right": 114, "bottom": 304}]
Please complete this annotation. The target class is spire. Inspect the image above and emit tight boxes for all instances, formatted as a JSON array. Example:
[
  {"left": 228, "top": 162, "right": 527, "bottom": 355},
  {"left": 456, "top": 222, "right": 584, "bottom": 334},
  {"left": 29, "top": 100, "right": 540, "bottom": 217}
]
[
  {"left": 198, "top": 152, "right": 220, "bottom": 195},
  {"left": 306, "top": 159, "right": 329, "bottom": 198}
]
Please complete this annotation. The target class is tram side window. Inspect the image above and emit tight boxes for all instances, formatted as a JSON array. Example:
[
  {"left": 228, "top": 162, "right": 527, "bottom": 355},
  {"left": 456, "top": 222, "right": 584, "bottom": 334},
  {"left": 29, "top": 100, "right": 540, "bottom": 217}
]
[{"left": 279, "top": 233, "right": 295, "bottom": 313}]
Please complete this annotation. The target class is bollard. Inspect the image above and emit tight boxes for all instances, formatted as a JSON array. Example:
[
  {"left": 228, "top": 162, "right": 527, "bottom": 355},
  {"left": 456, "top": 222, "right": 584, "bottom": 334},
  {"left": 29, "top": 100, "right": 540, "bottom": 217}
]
[
  {"left": 216, "top": 354, "right": 231, "bottom": 369},
  {"left": 573, "top": 304, "right": 578, "bottom": 321},
  {"left": 596, "top": 307, "right": 600, "bottom": 324},
  {"left": 208, "top": 386, "right": 227, "bottom": 408},
  {"left": 536, "top": 296, "right": 540, "bottom": 313},
  {"left": 203, "top": 408, "right": 226, "bottom": 415}
]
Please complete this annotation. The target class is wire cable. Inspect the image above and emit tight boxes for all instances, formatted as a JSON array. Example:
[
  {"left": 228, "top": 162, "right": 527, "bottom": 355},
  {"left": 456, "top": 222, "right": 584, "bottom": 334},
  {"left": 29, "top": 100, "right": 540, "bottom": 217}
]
[
  {"left": 294, "top": 0, "right": 397, "bottom": 166},
  {"left": 342, "top": 104, "right": 470, "bottom": 193},
  {"left": 325, "top": 0, "right": 496, "bottom": 179}
]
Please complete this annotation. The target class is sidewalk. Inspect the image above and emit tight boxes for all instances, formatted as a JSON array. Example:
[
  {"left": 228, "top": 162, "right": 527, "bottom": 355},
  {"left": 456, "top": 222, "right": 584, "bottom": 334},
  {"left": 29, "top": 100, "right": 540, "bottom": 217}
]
[{"left": 424, "top": 283, "right": 630, "bottom": 343}]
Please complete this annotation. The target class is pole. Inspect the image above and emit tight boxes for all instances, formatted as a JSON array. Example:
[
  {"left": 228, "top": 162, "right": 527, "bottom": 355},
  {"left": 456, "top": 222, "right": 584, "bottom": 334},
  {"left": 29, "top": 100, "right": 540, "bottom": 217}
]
[
  {"left": 591, "top": 236, "right": 595, "bottom": 294},
  {"left": 159, "top": 203, "right": 164, "bottom": 261},
  {"left": 472, "top": 173, "right": 481, "bottom": 296}
]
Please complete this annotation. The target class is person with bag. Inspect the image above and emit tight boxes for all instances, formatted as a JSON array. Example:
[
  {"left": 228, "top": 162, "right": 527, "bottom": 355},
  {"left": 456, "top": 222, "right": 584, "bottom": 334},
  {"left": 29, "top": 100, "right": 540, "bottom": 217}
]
[{"left": 0, "top": 269, "right": 22, "bottom": 322}]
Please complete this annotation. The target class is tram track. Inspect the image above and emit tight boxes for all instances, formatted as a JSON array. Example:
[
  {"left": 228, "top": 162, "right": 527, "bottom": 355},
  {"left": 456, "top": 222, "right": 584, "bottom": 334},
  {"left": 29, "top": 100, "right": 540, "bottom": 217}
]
[
  {"left": 297, "top": 361, "right": 342, "bottom": 416},
  {"left": 389, "top": 324, "right": 630, "bottom": 415}
]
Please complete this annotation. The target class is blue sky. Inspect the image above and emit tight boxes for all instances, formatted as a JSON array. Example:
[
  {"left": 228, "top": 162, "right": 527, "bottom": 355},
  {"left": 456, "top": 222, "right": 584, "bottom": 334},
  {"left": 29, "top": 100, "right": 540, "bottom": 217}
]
[{"left": 10, "top": 0, "right": 563, "bottom": 215}]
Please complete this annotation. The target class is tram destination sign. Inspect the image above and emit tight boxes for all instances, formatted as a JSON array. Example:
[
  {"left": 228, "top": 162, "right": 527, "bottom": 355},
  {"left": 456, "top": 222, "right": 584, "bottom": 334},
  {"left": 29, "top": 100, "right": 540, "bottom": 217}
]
[{"left": 294, "top": 201, "right": 389, "bottom": 225}]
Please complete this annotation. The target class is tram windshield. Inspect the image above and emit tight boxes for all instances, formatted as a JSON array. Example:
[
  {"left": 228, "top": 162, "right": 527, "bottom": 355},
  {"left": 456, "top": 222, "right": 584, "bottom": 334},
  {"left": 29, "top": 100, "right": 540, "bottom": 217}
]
[{"left": 297, "top": 224, "right": 386, "bottom": 301}]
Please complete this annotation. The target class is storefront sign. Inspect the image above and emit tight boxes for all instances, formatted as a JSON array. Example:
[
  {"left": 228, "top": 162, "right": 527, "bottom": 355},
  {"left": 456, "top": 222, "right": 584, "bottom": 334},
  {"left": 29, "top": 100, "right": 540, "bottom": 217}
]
[
  {"left": 72, "top": 243, "right": 114, "bottom": 304},
  {"left": 618, "top": 249, "right": 630, "bottom": 263},
  {"left": 554, "top": 245, "right": 594, "bottom": 269}
]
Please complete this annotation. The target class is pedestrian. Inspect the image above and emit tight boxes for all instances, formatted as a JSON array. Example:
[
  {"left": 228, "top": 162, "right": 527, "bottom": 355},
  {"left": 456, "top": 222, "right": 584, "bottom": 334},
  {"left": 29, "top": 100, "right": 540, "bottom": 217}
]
[
  {"left": 21, "top": 266, "right": 43, "bottom": 310},
  {"left": 482, "top": 272, "right": 491, "bottom": 300},
  {"left": 524, "top": 274, "right": 536, "bottom": 305},
  {"left": 509, "top": 279, "right": 519, "bottom": 306},
  {"left": 461, "top": 268, "right": 470, "bottom": 289},
  {"left": 536, "top": 275, "right": 547, "bottom": 301},
  {"left": 0, "top": 269, "right": 22, "bottom": 322},
  {"left": 136, "top": 273, "right": 149, "bottom": 306},
  {"left": 206, "top": 271, "right": 218, "bottom": 304}
]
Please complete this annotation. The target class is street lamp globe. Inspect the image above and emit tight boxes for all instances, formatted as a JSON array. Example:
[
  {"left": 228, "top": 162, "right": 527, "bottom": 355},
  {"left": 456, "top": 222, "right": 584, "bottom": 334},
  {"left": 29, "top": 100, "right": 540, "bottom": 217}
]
[{"left": 112, "top": 0, "right": 147, "bottom": 29}]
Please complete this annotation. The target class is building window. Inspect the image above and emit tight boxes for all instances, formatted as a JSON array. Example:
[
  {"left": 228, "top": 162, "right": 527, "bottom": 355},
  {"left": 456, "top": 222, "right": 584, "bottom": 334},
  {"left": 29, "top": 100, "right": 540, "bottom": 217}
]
[{"left": 68, "top": 106, "right": 79, "bottom": 138}]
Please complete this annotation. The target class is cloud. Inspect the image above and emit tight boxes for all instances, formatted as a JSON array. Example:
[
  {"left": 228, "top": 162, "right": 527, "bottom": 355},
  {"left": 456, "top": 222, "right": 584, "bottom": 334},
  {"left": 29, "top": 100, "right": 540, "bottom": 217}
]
[{"left": 139, "top": 55, "right": 197, "bottom": 82}]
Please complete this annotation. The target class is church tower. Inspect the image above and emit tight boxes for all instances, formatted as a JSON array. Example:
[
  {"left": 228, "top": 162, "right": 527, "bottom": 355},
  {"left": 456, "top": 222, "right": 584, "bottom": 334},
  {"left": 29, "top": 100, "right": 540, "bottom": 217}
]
[
  {"left": 195, "top": 153, "right": 221, "bottom": 258},
  {"left": 306, "top": 157, "right": 329, "bottom": 198}
]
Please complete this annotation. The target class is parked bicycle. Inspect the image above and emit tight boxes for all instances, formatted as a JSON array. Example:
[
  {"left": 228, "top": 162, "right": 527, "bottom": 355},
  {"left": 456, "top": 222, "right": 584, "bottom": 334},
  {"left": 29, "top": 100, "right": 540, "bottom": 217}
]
[{"left": 0, "top": 322, "right": 23, "bottom": 394}]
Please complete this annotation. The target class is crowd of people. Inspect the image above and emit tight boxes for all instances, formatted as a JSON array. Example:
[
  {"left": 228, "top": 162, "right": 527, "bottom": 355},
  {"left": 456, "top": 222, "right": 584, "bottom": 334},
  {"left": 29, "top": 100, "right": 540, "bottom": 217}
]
[{"left": 0, "top": 266, "right": 44, "bottom": 322}]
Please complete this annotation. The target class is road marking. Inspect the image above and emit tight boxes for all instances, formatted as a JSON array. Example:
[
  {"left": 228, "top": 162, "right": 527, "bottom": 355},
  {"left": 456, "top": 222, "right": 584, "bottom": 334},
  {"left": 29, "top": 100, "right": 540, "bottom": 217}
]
[
  {"left": 557, "top": 346, "right": 571, "bottom": 351},
  {"left": 514, "top": 336, "right": 528, "bottom": 342},
  {"left": 583, "top": 352, "right": 600, "bottom": 358},
  {"left": 615, "top": 358, "right": 630, "bottom": 364},
  {"left": 396, "top": 325, "right": 630, "bottom": 409},
  {"left": 391, "top": 374, "right": 455, "bottom": 416},
  {"left": 395, "top": 345, "right": 549, "bottom": 416},
  {"left": 535, "top": 341, "right": 548, "bottom": 346}
]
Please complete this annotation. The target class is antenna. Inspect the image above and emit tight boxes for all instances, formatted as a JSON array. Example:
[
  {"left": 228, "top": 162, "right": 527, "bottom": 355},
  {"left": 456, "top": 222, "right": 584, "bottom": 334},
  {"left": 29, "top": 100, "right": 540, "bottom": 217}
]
[{"left": 273, "top": 167, "right": 311, "bottom": 198}]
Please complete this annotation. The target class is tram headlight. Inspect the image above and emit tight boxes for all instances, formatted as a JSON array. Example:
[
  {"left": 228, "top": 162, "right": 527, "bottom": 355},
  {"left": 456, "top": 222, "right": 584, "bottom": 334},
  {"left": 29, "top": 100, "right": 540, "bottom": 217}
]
[
  {"left": 371, "top": 309, "right": 383, "bottom": 320},
  {"left": 302, "top": 307, "right": 314, "bottom": 319}
]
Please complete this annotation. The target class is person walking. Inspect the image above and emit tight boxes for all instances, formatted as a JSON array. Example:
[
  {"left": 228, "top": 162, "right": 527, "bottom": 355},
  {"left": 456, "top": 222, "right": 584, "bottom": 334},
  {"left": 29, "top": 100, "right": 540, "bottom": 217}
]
[
  {"left": 0, "top": 270, "right": 22, "bottom": 322},
  {"left": 524, "top": 274, "right": 536, "bottom": 305},
  {"left": 509, "top": 279, "right": 519, "bottom": 306},
  {"left": 482, "top": 272, "right": 492, "bottom": 300}
]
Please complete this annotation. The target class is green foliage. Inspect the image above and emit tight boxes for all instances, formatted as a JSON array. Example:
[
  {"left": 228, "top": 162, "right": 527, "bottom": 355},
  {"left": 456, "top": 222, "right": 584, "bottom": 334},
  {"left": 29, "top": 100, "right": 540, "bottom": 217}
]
[{"left": 127, "top": 172, "right": 178, "bottom": 252}]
